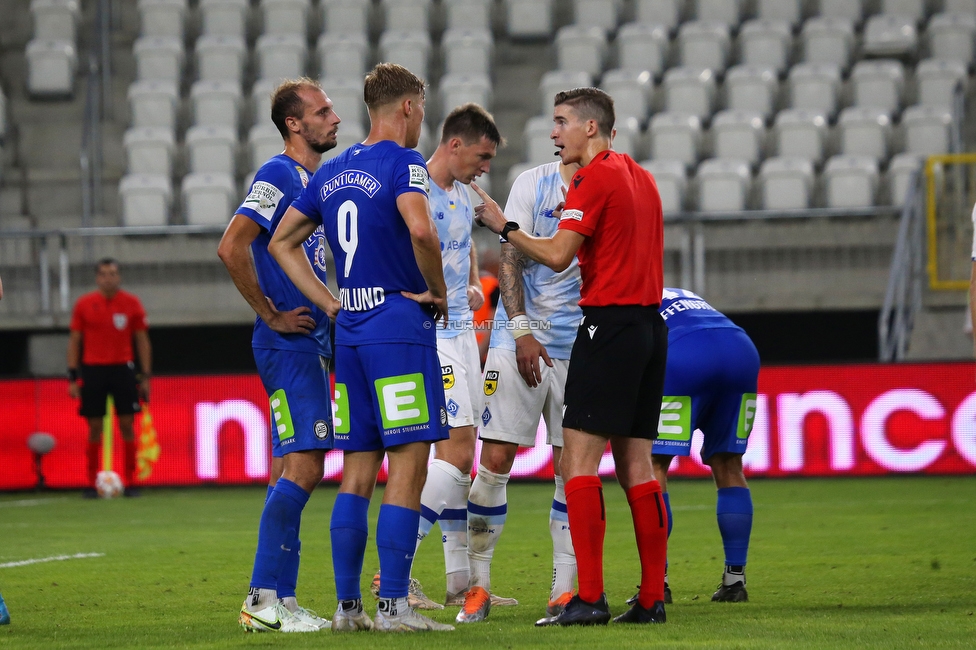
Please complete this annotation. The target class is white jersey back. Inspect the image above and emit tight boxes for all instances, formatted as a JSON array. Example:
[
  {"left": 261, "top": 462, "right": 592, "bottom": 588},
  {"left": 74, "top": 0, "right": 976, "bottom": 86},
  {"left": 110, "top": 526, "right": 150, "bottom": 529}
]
[
  {"left": 431, "top": 179, "right": 474, "bottom": 339},
  {"left": 491, "top": 161, "right": 582, "bottom": 359}
]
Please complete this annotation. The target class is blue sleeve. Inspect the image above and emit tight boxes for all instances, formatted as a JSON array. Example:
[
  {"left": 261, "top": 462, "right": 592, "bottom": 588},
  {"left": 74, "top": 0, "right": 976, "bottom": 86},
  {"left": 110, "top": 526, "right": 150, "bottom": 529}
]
[
  {"left": 290, "top": 174, "right": 323, "bottom": 226},
  {"left": 236, "top": 160, "right": 293, "bottom": 232},
  {"left": 391, "top": 148, "right": 430, "bottom": 199}
]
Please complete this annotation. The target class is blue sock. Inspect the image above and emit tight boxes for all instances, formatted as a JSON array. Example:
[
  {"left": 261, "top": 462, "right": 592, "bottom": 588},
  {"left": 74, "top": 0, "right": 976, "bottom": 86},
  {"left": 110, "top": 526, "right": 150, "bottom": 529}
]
[
  {"left": 249, "top": 478, "right": 309, "bottom": 591},
  {"left": 376, "top": 504, "right": 420, "bottom": 599},
  {"left": 663, "top": 491, "right": 673, "bottom": 538},
  {"left": 716, "top": 487, "right": 753, "bottom": 567},
  {"left": 278, "top": 526, "right": 301, "bottom": 600},
  {"left": 331, "top": 493, "right": 370, "bottom": 600}
]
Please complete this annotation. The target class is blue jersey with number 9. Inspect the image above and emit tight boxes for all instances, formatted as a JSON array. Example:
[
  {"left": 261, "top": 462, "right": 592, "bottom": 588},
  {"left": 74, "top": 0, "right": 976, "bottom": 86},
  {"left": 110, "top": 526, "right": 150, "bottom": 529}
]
[{"left": 291, "top": 140, "right": 436, "bottom": 348}]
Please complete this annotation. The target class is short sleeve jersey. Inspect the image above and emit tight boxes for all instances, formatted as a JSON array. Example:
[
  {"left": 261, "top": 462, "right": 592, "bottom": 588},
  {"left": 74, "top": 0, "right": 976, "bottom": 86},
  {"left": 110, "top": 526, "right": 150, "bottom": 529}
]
[
  {"left": 557, "top": 150, "right": 664, "bottom": 307},
  {"left": 491, "top": 161, "right": 583, "bottom": 359},
  {"left": 70, "top": 290, "right": 148, "bottom": 366},
  {"left": 236, "top": 154, "right": 332, "bottom": 357},
  {"left": 290, "top": 140, "right": 436, "bottom": 348},
  {"left": 659, "top": 287, "right": 743, "bottom": 344},
  {"left": 430, "top": 179, "right": 474, "bottom": 339}
]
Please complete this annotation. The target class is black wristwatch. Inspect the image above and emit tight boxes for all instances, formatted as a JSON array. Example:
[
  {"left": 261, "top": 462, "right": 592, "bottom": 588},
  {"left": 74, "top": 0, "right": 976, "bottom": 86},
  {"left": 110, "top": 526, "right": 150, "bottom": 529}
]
[{"left": 500, "top": 221, "right": 520, "bottom": 242}]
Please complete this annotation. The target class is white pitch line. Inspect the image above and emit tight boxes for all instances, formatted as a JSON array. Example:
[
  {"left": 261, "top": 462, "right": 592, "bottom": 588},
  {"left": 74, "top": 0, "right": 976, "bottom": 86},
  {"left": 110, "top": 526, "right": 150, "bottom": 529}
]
[
  {"left": 0, "top": 498, "right": 68, "bottom": 509},
  {"left": 0, "top": 553, "right": 105, "bottom": 569}
]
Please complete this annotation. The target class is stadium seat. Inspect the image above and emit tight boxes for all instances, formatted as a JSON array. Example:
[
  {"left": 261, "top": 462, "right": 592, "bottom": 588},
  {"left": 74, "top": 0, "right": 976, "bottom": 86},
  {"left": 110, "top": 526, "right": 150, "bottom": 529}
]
[
  {"left": 758, "top": 156, "right": 814, "bottom": 210},
  {"left": 317, "top": 32, "right": 369, "bottom": 80},
  {"left": 539, "top": 70, "right": 592, "bottom": 114},
  {"left": 617, "top": 22, "right": 668, "bottom": 78},
  {"left": 712, "top": 109, "right": 766, "bottom": 165},
  {"left": 379, "top": 30, "right": 432, "bottom": 81},
  {"left": 851, "top": 60, "right": 905, "bottom": 114},
  {"left": 31, "top": 0, "right": 79, "bottom": 42},
  {"left": 739, "top": 20, "right": 792, "bottom": 74},
  {"left": 801, "top": 17, "right": 854, "bottom": 70},
  {"left": 195, "top": 34, "right": 246, "bottom": 83},
  {"left": 119, "top": 174, "right": 172, "bottom": 227},
  {"left": 250, "top": 78, "right": 276, "bottom": 126},
  {"left": 650, "top": 111, "right": 702, "bottom": 167},
  {"left": 440, "top": 73, "right": 492, "bottom": 117},
  {"left": 927, "top": 13, "right": 976, "bottom": 65},
  {"left": 191, "top": 80, "right": 242, "bottom": 129},
  {"left": 260, "top": 0, "right": 310, "bottom": 37},
  {"left": 881, "top": 0, "right": 926, "bottom": 23},
  {"left": 774, "top": 108, "right": 828, "bottom": 163},
  {"left": 611, "top": 116, "right": 642, "bottom": 159},
  {"left": 133, "top": 36, "right": 184, "bottom": 82},
  {"left": 725, "top": 65, "right": 778, "bottom": 119},
  {"left": 182, "top": 172, "right": 237, "bottom": 226},
  {"left": 321, "top": 0, "right": 370, "bottom": 35},
  {"left": 823, "top": 155, "right": 879, "bottom": 208},
  {"left": 901, "top": 105, "right": 953, "bottom": 155},
  {"left": 696, "top": 158, "right": 751, "bottom": 212},
  {"left": 248, "top": 123, "right": 284, "bottom": 170},
  {"left": 601, "top": 69, "right": 653, "bottom": 123},
  {"left": 0, "top": 85, "right": 7, "bottom": 140},
  {"left": 199, "top": 0, "right": 249, "bottom": 37},
  {"left": 945, "top": 0, "right": 976, "bottom": 14},
  {"left": 138, "top": 0, "right": 186, "bottom": 39},
  {"left": 575, "top": 0, "right": 621, "bottom": 33},
  {"left": 186, "top": 125, "right": 237, "bottom": 175},
  {"left": 382, "top": 0, "right": 431, "bottom": 32},
  {"left": 694, "top": 0, "right": 741, "bottom": 28},
  {"left": 756, "top": 0, "right": 802, "bottom": 27},
  {"left": 788, "top": 63, "right": 841, "bottom": 118},
  {"left": 663, "top": 67, "right": 716, "bottom": 120},
  {"left": 915, "top": 59, "right": 968, "bottom": 110},
  {"left": 678, "top": 21, "right": 731, "bottom": 73},
  {"left": 322, "top": 120, "right": 366, "bottom": 160},
  {"left": 886, "top": 152, "right": 922, "bottom": 206},
  {"left": 128, "top": 80, "right": 178, "bottom": 129},
  {"left": 525, "top": 115, "right": 557, "bottom": 163},
  {"left": 863, "top": 14, "right": 918, "bottom": 58},
  {"left": 26, "top": 39, "right": 76, "bottom": 97},
  {"left": 556, "top": 25, "right": 607, "bottom": 77},
  {"left": 256, "top": 34, "right": 307, "bottom": 81},
  {"left": 445, "top": 0, "right": 492, "bottom": 31},
  {"left": 320, "top": 76, "right": 367, "bottom": 125},
  {"left": 506, "top": 0, "right": 554, "bottom": 38},
  {"left": 818, "top": 0, "right": 862, "bottom": 25},
  {"left": 506, "top": 162, "right": 534, "bottom": 195},
  {"left": 635, "top": 0, "right": 683, "bottom": 32},
  {"left": 838, "top": 107, "right": 892, "bottom": 161},
  {"left": 123, "top": 127, "right": 175, "bottom": 176},
  {"left": 640, "top": 159, "right": 687, "bottom": 213},
  {"left": 442, "top": 28, "right": 494, "bottom": 76}
]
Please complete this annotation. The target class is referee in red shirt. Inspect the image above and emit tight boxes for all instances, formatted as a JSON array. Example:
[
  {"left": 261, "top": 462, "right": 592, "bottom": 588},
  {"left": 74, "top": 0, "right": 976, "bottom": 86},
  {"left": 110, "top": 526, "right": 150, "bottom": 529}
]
[
  {"left": 472, "top": 87, "right": 668, "bottom": 626},
  {"left": 67, "top": 258, "right": 152, "bottom": 498}
]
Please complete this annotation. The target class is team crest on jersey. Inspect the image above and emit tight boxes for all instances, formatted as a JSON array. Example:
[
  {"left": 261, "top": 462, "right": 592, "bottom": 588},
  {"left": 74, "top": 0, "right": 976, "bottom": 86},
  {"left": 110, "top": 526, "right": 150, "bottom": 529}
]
[
  {"left": 113, "top": 313, "right": 128, "bottom": 330},
  {"left": 295, "top": 166, "right": 309, "bottom": 188},
  {"left": 314, "top": 419, "right": 331, "bottom": 441},
  {"left": 442, "top": 365, "right": 455, "bottom": 390},
  {"left": 483, "top": 370, "right": 499, "bottom": 396}
]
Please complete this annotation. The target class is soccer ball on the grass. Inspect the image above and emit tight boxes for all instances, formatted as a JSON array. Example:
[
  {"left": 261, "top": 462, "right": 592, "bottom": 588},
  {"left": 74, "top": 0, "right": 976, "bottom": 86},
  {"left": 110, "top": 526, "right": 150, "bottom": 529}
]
[{"left": 95, "top": 471, "right": 124, "bottom": 499}]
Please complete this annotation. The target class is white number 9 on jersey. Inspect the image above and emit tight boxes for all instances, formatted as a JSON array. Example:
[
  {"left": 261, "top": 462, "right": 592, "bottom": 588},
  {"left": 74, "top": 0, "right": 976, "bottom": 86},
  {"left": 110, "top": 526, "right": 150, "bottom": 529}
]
[{"left": 337, "top": 199, "right": 359, "bottom": 278}]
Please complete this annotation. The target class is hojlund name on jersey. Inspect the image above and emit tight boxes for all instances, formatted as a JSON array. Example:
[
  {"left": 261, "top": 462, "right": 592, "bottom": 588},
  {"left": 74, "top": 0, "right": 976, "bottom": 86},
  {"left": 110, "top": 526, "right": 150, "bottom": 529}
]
[
  {"left": 660, "top": 298, "right": 717, "bottom": 320},
  {"left": 339, "top": 287, "right": 386, "bottom": 312},
  {"left": 320, "top": 170, "right": 381, "bottom": 200}
]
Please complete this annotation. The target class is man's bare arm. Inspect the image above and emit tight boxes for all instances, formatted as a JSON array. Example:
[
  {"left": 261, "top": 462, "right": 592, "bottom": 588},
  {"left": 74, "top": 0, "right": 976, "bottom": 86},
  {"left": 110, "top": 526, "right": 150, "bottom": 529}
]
[
  {"left": 67, "top": 330, "right": 82, "bottom": 398},
  {"left": 498, "top": 242, "right": 527, "bottom": 318},
  {"left": 134, "top": 329, "right": 152, "bottom": 401},
  {"left": 467, "top": 238, "right": 484, "bottom": 311},
  {"left": 268, "top": 206, "right": 340, "bottom": 319},
  {"left": 397, "top": 191, "right": 448, "bottom": 323}
]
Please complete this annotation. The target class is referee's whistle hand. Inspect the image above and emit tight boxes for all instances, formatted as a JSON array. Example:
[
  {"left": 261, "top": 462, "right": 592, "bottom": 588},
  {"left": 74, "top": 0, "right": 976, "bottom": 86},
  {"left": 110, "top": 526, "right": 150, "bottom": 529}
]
[{"left": 471, "top": 182, "right": 505, "bottom": 234}]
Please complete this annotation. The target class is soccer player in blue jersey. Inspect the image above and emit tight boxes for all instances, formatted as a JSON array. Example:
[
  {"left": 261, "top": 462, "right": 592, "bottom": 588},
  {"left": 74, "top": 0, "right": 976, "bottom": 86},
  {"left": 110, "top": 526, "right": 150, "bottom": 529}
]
[
  {"left": 649, "top": 288, "right": 760, "bottom": 603},
  {"left": 218, "top": 78, "right": 341, "bottom": 633},
  {"left": 270, "top": 63, "right": 454, "bottom": 633}
]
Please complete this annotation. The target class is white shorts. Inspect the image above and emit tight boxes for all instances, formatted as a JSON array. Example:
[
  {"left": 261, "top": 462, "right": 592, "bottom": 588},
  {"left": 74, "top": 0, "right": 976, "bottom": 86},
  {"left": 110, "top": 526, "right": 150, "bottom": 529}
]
[
  {"left": 479, "top": 347, "right": 568, "bottom": 448},
  {"left": 437, "top": 330, "right": 482, "bottom": 429}
]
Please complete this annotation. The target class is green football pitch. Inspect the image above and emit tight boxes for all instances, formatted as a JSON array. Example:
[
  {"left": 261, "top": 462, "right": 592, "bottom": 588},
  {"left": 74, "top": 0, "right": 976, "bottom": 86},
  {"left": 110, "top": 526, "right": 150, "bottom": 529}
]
[{"left": 1, "top": 476, "right": 974, "bottom": 648}]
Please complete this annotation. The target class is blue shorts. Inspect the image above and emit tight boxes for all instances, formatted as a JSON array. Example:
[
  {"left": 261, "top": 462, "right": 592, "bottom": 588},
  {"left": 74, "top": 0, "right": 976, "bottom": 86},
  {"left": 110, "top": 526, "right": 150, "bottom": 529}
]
[
  {"left": 253, "top": 348, "right": 335, "bottom": 457},
  {"left": 333, "top": 342, "right": 450, "bottom": 451},
  {"left": 652, "top": 328, "right": 760, "bottom": 461}
]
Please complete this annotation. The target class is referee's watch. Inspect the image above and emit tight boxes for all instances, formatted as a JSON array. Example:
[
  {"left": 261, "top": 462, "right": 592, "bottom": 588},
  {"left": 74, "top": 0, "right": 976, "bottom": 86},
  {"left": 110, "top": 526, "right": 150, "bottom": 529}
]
[{"left": 500, "top": 221, "right": 520, "bottom": 242}]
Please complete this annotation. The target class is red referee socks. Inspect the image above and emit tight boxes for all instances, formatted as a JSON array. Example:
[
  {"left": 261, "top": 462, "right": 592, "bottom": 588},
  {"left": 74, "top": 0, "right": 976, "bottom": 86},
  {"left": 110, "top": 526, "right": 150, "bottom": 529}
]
[
  {"left": 627, "top": 480, "right": 668, "bottom": 608},
  {"left": 86, "top": 442, "right": 100, "bottom": 486},
  {"left": 565, "top": 475, "right": 606, "bottom": 603}
]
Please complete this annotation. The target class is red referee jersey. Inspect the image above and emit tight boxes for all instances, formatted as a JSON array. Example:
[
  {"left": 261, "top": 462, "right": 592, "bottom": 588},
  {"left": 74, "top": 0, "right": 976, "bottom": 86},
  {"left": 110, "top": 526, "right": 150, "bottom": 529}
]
[
  {"left": 557, "top": 150, "right": 664, "bottom": 307},
  {"left": 70, "top": 290, "right": 148, "bottom": 366}
]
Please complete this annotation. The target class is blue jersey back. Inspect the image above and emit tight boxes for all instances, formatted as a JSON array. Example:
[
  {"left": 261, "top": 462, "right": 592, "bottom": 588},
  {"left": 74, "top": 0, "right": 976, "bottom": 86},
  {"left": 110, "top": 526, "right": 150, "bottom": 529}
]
[
  {"left": 659, "top": 288, "right": 742, "bottom": 343},
  {"left": 291, "top": 140, "right": 436, "bottom": 347},
  {"left": 237, "top": 154, "right": 332, "bottom": 357}
]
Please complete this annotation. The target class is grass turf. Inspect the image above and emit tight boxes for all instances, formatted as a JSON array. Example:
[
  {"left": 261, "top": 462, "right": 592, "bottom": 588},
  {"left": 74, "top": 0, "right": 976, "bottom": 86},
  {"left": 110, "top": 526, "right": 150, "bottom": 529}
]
[{"left": 0, "top": 476, "right": 974, "bottom": 648}]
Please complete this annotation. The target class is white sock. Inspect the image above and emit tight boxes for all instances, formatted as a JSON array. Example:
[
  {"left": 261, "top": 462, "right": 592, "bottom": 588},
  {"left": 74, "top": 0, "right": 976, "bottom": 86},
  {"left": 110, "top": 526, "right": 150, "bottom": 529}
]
[
  {"left": 417, "top": 459, "right": 459, "bottom": 551},
  {"left": 440, "top": 467, "right": 471, "bottom": 597},
  {"left": 466, "top": 464, "right": 509, "bottom": 591},
  {"left": 245, "top": 587, "right": 277, "bottom": 612},
  {"left": 549, "top": 474, "right": 576, "bottom": 600},
  {"left": 280, "top": 596, "right": 298, "bottom": 613}
]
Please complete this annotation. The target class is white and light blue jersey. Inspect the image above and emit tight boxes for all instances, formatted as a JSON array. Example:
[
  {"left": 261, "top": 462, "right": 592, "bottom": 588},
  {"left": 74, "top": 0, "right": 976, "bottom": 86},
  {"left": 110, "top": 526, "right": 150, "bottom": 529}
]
[
  {"left": 659, "top": 287, "right": 743, "bottom": 344},
  {"left": 490, "top": 161, "right": 582, "bottom": 359},
  {"left": 430, "top": 180, "right": 474, "bottom": 339}
]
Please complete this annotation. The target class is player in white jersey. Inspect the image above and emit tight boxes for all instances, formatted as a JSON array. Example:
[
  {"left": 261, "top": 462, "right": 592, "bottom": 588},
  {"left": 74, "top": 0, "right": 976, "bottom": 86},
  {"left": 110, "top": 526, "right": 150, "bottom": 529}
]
[{"left": 456, "top": 160, "right": 582, "bottom": 624}]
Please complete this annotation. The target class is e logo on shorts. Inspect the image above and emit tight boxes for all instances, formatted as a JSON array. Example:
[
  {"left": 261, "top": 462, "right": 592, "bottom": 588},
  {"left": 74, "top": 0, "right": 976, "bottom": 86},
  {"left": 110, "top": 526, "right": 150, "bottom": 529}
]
[
  {"left": 737, "top": 394, "right": 758, "bottom": 439},
  {"left": 375, "top": 373, "right": 430, "bottom": 429},
  {"left": 657, "top": 396, "right": 691, "bottom": 441},
  {"left": 270, "top": 389, "right": 295, "bottom": 442},
  {"left": 334, "top": 383, "right": 350, "bottom": 435}
]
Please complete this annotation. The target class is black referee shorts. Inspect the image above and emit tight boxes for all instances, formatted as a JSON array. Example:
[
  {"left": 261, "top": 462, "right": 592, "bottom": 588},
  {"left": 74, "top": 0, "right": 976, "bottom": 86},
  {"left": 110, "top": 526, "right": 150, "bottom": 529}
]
[
  {"left": 562, "top": 305, "right": 668, "bottom": 439},
  {"left": 79, "top": 363, "right": 141, "bottom": 418}
]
